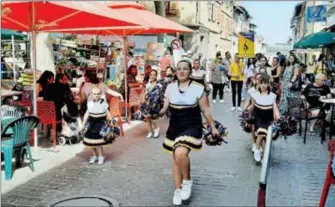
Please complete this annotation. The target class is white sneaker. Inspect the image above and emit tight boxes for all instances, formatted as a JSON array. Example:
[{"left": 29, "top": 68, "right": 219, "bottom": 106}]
[
  {"left": 212, "top": 100, "right": 216, "bottom": 104},
  {"left": 88, "top": 156, "right": 97, "bottom": 164},
  {"left": 173, "top": 189, "right": 182, "bottom": 206},
  {"left": 146, "top": 132, "right": 153, "bottom": 139},
  {"left": 153, "top": 127, "right": 160, "bottom": 138},
  {"left": 219, "top": 100, "right": 224, "bottom": 103},
  {"left": 254, "top": 149, "right": 262, "bottom": 162},
  {"left": 98, "top": 156, "right": 105, "bottom": 165},
  {"left": 251, "top": 143, "right": 256, "bottom": 152},
  {"left": 231, "top": 107, "right": 236, "bottom": 111},
  {"left": 181, "top": 180, "right": 193, "bottom": 200},
  {"left": 237, "top": 107, "right": 243, "bottom": 112}
]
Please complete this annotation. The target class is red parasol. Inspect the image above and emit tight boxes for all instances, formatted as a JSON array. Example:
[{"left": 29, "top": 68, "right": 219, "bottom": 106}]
[
  {"left": 43, "top": 2, "right": 194, "bottom": 120},
  {"left": 1, "top": 1, "right": 140, "bottom": 148},
  {"left": 1, "top": 1, "right": 139, "bottom": 31},
  {"left": 44, "top": 2, "right": 193, "bottom": 35}
]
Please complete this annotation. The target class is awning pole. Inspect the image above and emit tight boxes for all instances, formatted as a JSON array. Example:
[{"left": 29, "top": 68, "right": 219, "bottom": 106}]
[
  {"left": 32, "top": 30, "right": 38, "bottom": 148},
  {"left": 123, "top": 35, "right": 128, "bottom": 120},
  {"left": 11, "top": 35, "right": 16, "bottom": 82}
]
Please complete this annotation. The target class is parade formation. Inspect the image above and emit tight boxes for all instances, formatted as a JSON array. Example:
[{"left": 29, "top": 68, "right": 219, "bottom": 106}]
[{"left": 1, "top": 1, "right": 335, "bottom": 206}]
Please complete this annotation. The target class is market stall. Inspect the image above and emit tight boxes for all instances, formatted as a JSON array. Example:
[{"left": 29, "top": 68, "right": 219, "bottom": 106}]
[{"left": 1, "top": 1, "right": 141, "bottom": 148}]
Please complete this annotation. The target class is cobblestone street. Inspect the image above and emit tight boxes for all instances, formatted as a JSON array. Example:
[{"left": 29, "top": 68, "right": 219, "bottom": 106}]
[{"left": 2, "top": 98, "right": 335, "bottom": 206}]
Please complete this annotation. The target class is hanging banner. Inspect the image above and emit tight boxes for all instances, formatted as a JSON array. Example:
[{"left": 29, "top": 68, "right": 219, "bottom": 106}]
[
  {"left": 306, "top": 5, "right": 327, "bottom": 23},
  {"left": 238, "top": 32, "right": 255, "bottom": 58}
]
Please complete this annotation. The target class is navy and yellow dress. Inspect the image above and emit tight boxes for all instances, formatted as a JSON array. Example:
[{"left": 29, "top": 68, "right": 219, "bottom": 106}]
[
  {"left": 251, "top": 91, "right": 277, "bottom": 138},
  {"left": 83, "top": 98, "right": 112, "bottom": 147},
  {"left": 163, "top": 80, "right": 205, "bottom": 153}
]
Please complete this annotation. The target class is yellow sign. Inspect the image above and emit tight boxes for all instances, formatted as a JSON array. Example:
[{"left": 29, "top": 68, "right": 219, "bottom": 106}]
[{"left": 238, "top": 33, "right": 255, "bottom": 58}]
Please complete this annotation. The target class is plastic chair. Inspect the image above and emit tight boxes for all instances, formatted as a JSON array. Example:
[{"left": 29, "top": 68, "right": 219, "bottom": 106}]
[
  {"left": 319, "top": 140, "right": 335, "bottom": 207},
  {"left": 1, "top": 116, "right": 40, "bottom": 181},
  {"left": 120, "top": 87, "right": 145, "bottom": 123},
  {"left": 1, "top": 105, "right": 25, "bottom": 117},
  {"left": 109, "top": 96, "right": 125, "bottom": 136},
  {"left": 37, "top": 100, "right": 61, "bottom": 148}
]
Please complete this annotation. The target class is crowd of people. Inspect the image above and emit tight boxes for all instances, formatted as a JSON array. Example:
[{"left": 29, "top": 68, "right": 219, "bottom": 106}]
[{"left": 31, "top": 48, "right": 335, "bottom": 206}]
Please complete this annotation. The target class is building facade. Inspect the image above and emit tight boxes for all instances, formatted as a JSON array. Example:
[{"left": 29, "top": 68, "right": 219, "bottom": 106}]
[
  {"left": 165, "top": 1, "right": 235, "bottom": 59},
  {"left": 291, "top": 1, "right": 327, "bottom": 45},
  {"left": 139, "top": 1, "right": 234, "bottom": 60},
  {"left": 327, "top": 1, "right": 335, "bottom": 29}
]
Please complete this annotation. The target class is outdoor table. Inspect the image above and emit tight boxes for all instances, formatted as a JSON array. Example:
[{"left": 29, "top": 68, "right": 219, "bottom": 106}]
[
  {"left": 1, "top": 116, "right": 17, "bottom": 140},
  {"left": 1, "top": 89, "right": 23, "bottom": 98},
  {"left": 321, "top": 99, "right": 335, "bottom": 143}
]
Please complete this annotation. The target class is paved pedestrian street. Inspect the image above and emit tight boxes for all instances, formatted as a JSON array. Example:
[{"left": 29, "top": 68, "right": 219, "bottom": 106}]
[{"left": 1, "top": 100, "right": 335, "bottom": 206}]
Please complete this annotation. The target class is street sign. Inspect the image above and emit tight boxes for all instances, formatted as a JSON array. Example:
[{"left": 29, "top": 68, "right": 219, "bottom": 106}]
[
  {"left": 306, "top": 5, "right": 327, "bottom": 23},
  {"left": 171, "top": 38, "right": 182, "bottom": 50},
  {"left": 238, "top": 32, "right": 255, "bottom": 58}
]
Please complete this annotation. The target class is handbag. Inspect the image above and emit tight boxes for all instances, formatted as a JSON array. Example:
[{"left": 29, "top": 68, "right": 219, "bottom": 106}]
[
  {"left": 290, "top": 74, "right": 302, "bottom": 91},
  {"left": 326, "top": 106, "right": 333, "bottom": 123},
  {"left": 100, "top": 119, "right": 120, "bottom": 142}
]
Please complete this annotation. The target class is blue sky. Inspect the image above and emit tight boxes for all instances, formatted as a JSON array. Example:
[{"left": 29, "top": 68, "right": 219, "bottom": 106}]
[{"left": 242, "top": 1, "right": 302, "bottom": 46}]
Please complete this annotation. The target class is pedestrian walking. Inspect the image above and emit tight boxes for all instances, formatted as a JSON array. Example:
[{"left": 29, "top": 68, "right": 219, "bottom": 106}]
[
  {"left": 191, "top": 59, "right": 211, "bottom": 105},
  {"left": 270, "top": 56, "right": 282, "bottom": 96},
  {"left": 159, "top": 60, "right": 219, "bottom": 206},
  {"left": 229, "top": 53, "right": 244, "bottom": 111},
  {"left": 279, "top": 54, "right": 300, "bottom": 116},
  {"left": 210, "top": 57, "right": 227, "bottom": 104},
  {"left": 242, "top": 58, "right": 255, "bottom": 101},
  {"left": 223, "top": 51, "right": 232, "bottom": 91}
]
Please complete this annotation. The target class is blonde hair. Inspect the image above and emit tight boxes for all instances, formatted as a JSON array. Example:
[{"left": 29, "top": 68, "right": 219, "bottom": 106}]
[{"left": 91, "top": 86, "right": 101, "bottom": 94}]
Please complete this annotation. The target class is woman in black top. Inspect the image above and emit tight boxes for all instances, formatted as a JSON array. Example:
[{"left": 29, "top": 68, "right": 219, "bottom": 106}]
[
  {"left": 36, "top": 70, "right": 54, "bottom": 99},
  {"left": 271, "top": 57, "right": 282, "bottom": 95}
]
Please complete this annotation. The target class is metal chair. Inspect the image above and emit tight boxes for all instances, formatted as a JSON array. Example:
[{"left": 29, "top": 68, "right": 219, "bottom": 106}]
[{"left": 298, "top": 99, "right": 323, "bottom": 144}]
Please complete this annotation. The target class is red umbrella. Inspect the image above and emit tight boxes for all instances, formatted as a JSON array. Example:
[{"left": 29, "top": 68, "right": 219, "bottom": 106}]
[
  {"left": 43, "top": 2, "right": 194, "bottom": 123},
  {"left": 1, "top": 1, "right": 140, "bottom": 148},
  {"left": 43, "top": 2, "right": 193, "bottom": 35},
  {"left": 1, "top": 1, "right": 139, "bottom": 31}
]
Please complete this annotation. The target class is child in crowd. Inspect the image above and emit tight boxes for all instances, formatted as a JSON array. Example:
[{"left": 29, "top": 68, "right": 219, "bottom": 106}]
[{"left": 250, "top": 74, "right": 280, "bottom": 162}]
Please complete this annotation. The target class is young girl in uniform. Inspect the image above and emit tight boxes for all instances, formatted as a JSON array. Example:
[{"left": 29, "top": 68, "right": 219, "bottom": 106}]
[
  {"left": 244, "top": 73, "right": 263, "bottom": 152},
  {"left": 82, "top": 87, "right": 114, "bottom": 165},
  {"left": 250, "top": 74, "right": 280, "bottom": 162}
]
